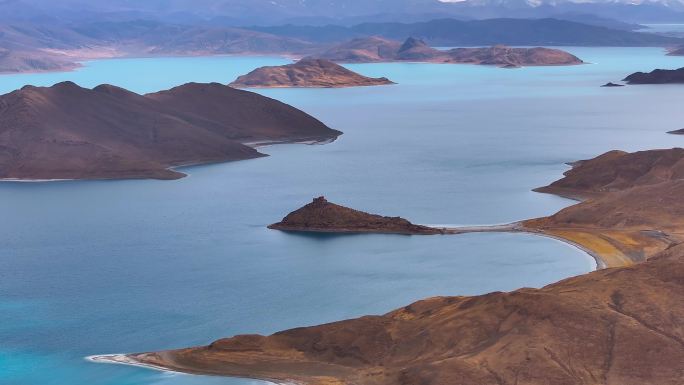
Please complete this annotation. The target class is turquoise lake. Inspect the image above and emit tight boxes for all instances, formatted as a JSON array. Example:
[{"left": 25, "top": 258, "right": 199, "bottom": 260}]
[{"left": 2, "top": 47, "right": 684, "bottom": 385}]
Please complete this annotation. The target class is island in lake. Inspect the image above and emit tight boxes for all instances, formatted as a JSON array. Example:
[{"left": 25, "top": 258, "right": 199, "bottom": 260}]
[
  {"left": 0, "top": 82, "right": 340, "bottom": 181},
  {"left": 268, "top": 196, "right": 444, "bottom": 234},
  {"left": 624, "top": 67, "right": 684, "bottom": 84},
  {"left": 91, "top": 146, "right": 684, "bottom": 385},
  {"left": 315, "top": 37, "right": 584, "bottom": 67},
  {"left": 230, "top": 58, "right": 394, "bottom": 88}
]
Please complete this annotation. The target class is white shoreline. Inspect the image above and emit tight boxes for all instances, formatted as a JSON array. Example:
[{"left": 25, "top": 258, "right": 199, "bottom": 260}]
[
  {"left": 86, "top": 354, "right": 301, "bottom": 385},
  {"left": 87, "top": 354, "right": 177, "bottom": 374}
]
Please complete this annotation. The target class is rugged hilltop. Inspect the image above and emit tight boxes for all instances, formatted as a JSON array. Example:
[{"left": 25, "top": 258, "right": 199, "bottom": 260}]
[
  {"left": 127, "top": 242, "right": 684, "bottom": 385},
  {"left": 0, "top": 82, "right": 340, "bottom": 180},
  {"left": 230, "top": 58, "right": 394, "bottom": 88},
  {"left": 315, "top": 37, "right": 583, "bottom": 67},
  {"left": 527, "top": 148, "right": 684, "bottom": 266},
  {"left": 534, "top": 148, "right": 684, "bottom": 199},
  {"left": 268, "top": 196, "right": 443, "bottom": 234},
  {"left": 624, "top": 67, "right": 684, "bottom": 84}
]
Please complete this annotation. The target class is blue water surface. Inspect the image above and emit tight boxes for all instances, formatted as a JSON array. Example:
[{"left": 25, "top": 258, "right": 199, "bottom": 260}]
[{"left": 1, "top": 47, "right": 684, "bottom": 385}]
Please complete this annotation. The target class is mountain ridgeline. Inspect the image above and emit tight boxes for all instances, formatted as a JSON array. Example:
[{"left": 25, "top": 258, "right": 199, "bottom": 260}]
[
  {"left": 253, "top": 18, "right": 683, "bottom": 46},
  {"left": 3, "top": 0, "right": 684, "bottom": 26},
  {"left": 0, "top": 17, "right": 681, "bottom": 73}
]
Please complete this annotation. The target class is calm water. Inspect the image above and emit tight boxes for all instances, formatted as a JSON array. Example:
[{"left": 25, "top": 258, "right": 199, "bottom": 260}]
[{"left": 2, "top": 47, "right": 684, "bottom": 385}]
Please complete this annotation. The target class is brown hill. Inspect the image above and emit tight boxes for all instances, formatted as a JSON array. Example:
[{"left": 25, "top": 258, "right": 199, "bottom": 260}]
[
  {"left": 446, "top": 45, "right": 583, "bottom": 67},
  {"left": 229, "top": 58, "right": 394, "bottom": 88},
  {"left": 534, "top": 148, "right": 684, "bottom": 199},
  {"left": 268, "top": 196, "right": 443, "bottom": 234},
  {"left": 315, "top": 37, "right": 583, "bottom": 67},
  {"left": 525, "top": 148, "right": 684, "bottom": 266},
  {"left": 146, "top": 82, "right": 339, "bottom": 142},
  {"left": 0, "top": 82, "right": 340, "bottom": 180},
  {"left": 394, "top": 37, "right": 442, "bottom": 61},
  {"left": 125, "top": 241, "right": 684, "bottom": 385},
  {"left": 540, "top": 180, "right": 684, "bottom": 231}
]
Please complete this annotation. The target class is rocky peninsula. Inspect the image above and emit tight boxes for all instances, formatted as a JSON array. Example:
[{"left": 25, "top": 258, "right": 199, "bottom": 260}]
[
  {"left": 268, "top": 196, "right": 444, "bottom": 234},
  {"left": 0, "top": 82, "right": 340, "bottom": 181},
  {"left": 624, "top": 67, "right": 684, "bottom": 84},
  {"left": 230, "top": 58, "right": 394, "bottom": 88},
  {"left": 266, "top": 149, "right": 684, "bottom": 268},
  {"left": 316, "top": 37, "right": 583, "bottom": 67}
]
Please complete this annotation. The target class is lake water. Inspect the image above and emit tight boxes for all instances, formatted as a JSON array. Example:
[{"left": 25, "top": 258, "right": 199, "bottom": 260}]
[{"left": 2, "top": 47, "right": 684, "bottom": 385}]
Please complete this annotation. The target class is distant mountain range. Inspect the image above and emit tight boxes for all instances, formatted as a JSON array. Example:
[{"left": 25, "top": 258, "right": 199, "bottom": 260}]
[
  {"left": 0, "top": 17, "right": 680, "bottom": 73},
  {"left": 3, "top": 0, "right": 684, "bottom": 25},
  {"left": 254, "top": 18, "right": 682, "bottom": 46}
]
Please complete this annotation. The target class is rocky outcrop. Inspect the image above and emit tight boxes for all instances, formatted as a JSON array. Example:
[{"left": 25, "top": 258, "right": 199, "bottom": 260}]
[
  {"left": 229, "top": 58, "right": 394, "bottom": 88},
  {"left": 268, "top": 196, "right": 444, "bottom": 234},
  {"left": 624, "top": 67, "right": 684, "bottom": 84},
  {"left": 0, "top": 82, "right": 340, "bottom": 180}
]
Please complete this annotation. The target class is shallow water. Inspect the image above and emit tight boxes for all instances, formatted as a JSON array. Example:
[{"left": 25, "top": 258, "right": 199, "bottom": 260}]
[{"left": 2, "top": 47, "right": 684, "bottom": 385}]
